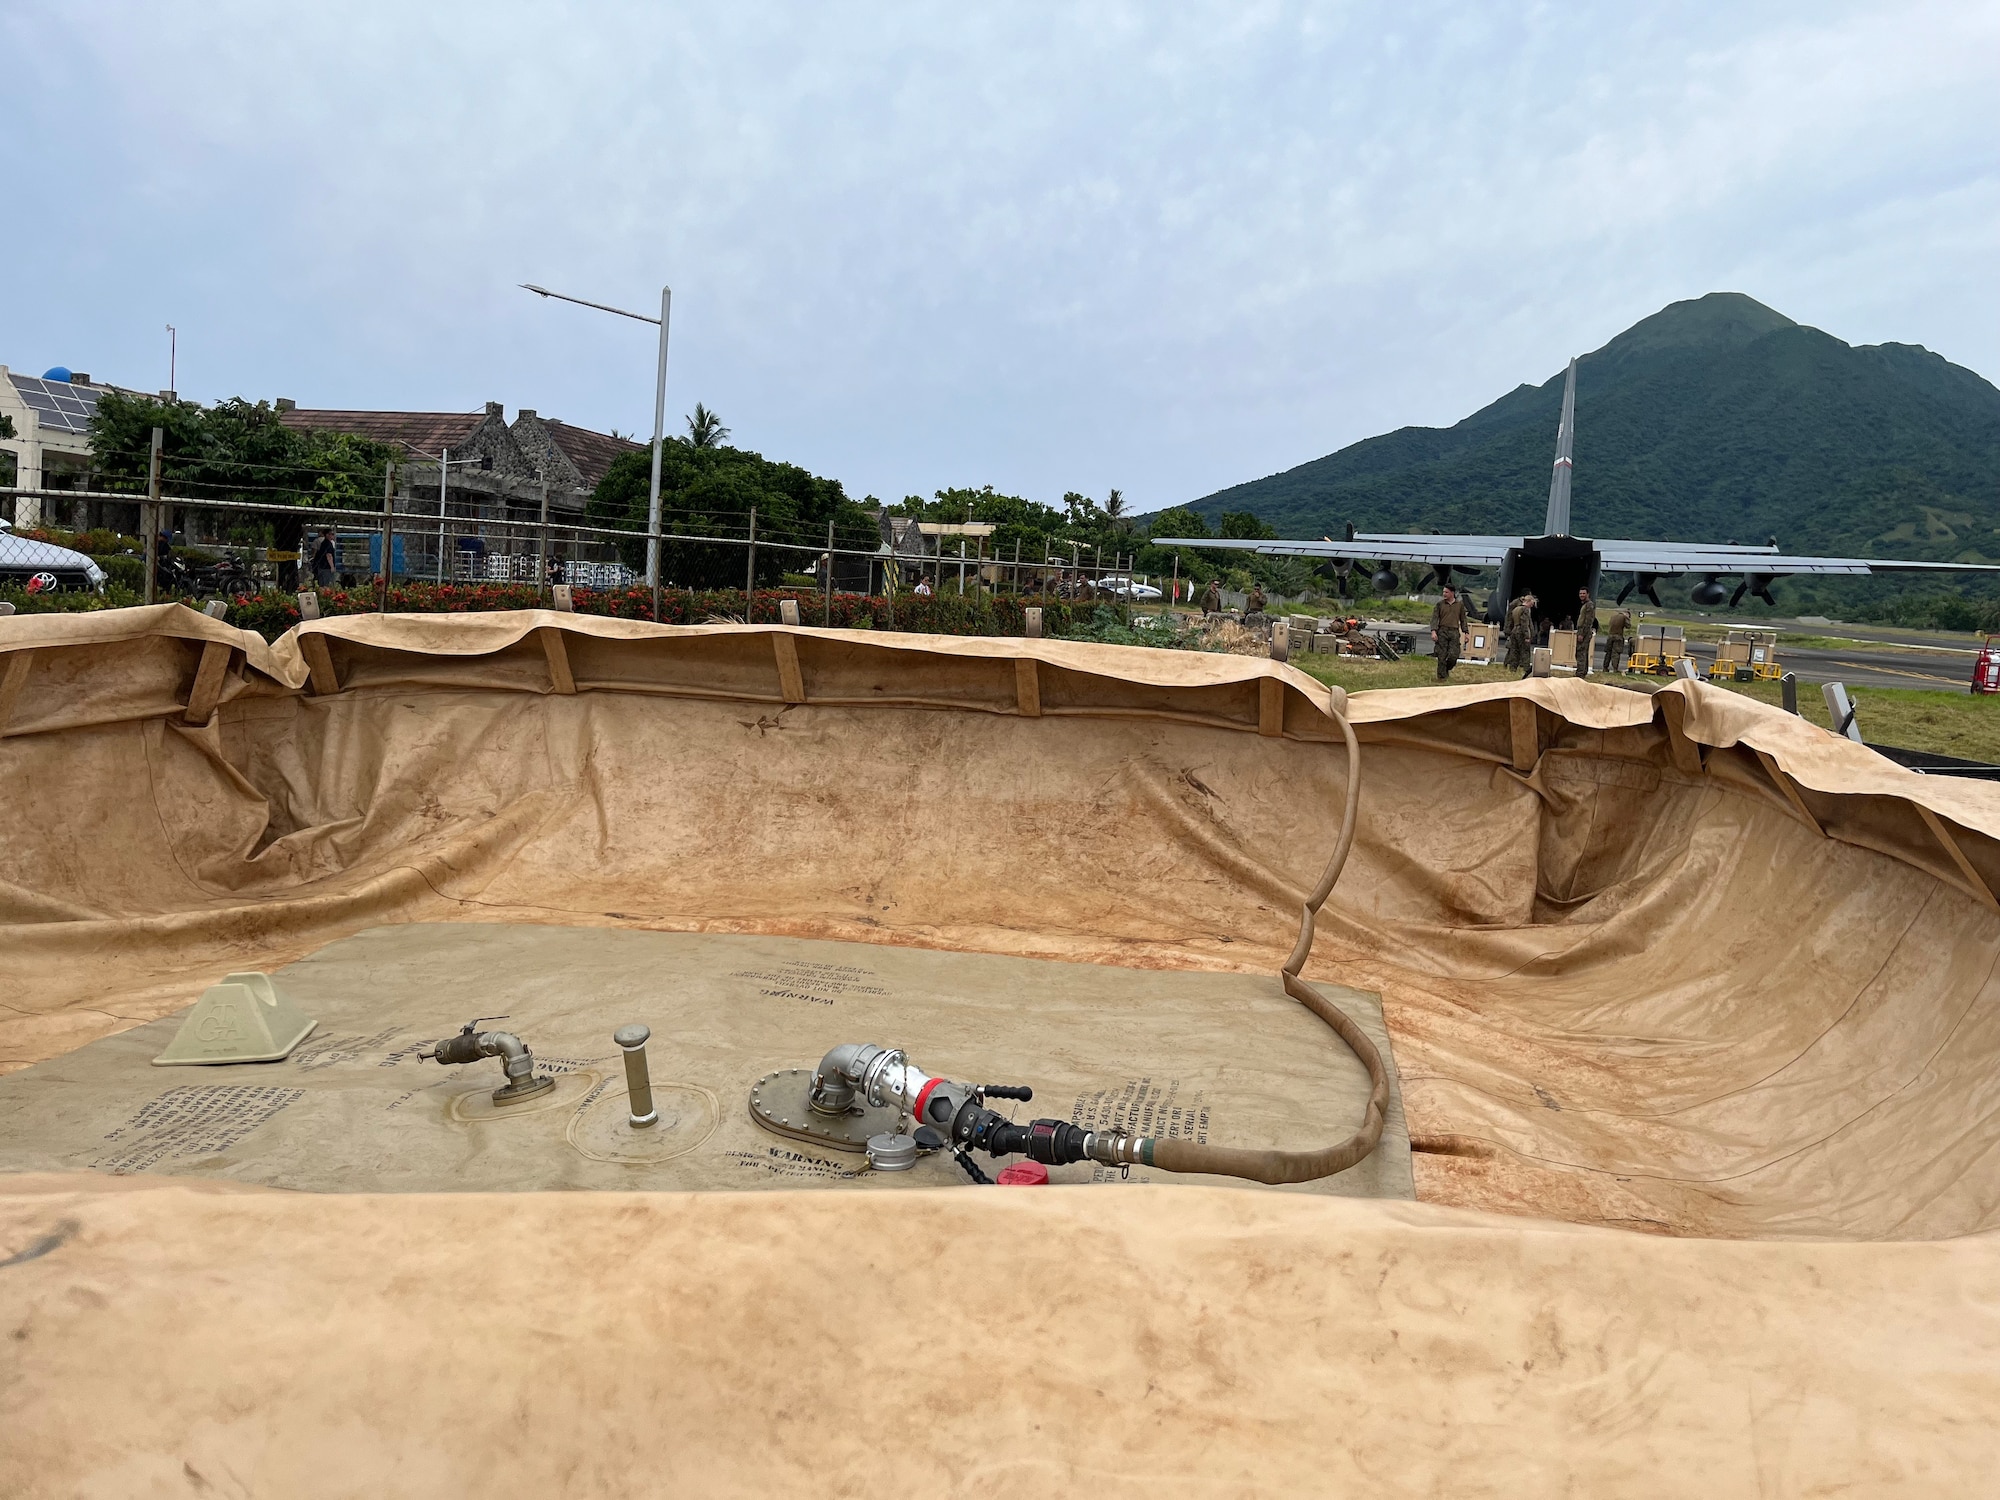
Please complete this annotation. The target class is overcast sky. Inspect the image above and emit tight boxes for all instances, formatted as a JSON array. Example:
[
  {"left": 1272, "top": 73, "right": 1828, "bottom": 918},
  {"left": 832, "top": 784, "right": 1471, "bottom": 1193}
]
[{"left": 8, "top": 2, "right": 1997, "bottom": 511}]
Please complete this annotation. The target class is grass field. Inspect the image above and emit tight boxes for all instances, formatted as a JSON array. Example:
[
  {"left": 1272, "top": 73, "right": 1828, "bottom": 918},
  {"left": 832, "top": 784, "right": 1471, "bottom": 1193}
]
[{"left": 1289, "top": 653, "right": 2000, "bottom": 762}]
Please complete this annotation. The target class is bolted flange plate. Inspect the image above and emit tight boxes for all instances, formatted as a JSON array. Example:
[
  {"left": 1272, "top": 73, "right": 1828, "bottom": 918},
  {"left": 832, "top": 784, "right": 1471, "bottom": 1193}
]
[{"left": 749, "top": 1068, "right": 903, "bottom": 1154}]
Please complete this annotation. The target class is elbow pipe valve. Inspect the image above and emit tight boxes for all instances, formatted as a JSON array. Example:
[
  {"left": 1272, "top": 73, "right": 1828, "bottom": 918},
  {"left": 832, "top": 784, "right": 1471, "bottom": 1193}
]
[{"left": 421, "top": 1017, "right": 557, "bottom": 1106}]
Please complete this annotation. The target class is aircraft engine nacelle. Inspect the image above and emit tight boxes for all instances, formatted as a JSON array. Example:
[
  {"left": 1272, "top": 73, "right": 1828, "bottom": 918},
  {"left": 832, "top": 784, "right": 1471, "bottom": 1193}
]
[
  {"left": 1370, "top": 566, "right": 1399, "bottom": 594},
  {"left": 1690, "top": 576, "right": 1729, "bottom": 608}
]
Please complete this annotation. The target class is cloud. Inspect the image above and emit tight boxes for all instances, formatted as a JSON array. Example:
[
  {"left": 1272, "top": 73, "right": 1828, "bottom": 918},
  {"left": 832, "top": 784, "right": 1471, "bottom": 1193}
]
[{"left": 6, "top": 0, "right": 1997, "bottom": 509}]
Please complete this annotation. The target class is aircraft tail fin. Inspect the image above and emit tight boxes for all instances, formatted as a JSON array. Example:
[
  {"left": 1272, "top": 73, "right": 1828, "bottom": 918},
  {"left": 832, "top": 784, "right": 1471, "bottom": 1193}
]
[{"left": 1544, "top": 357, "right": 1576, "bottom": 537}]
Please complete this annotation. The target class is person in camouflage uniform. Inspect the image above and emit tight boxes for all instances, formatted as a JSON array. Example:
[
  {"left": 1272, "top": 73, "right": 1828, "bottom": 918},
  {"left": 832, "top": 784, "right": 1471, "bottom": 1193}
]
[
  {"left": 1505, "top": 593, "right": 1536, "bottom": 674},
  {"left": 1574, "top": 586, "right": 1598, "bottom": 678},
  {"left": 1430, "top": 585, "right": 1466, "bottom": 680},
  {"left": 1600, "top": 606, "right": 1632, "bottom": 673}
]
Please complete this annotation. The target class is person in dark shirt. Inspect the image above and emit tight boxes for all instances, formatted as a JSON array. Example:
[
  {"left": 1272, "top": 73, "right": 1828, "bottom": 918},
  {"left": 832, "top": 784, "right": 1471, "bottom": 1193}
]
[{"left": 310, "top": 528, "right": 338, "bottom": 589}]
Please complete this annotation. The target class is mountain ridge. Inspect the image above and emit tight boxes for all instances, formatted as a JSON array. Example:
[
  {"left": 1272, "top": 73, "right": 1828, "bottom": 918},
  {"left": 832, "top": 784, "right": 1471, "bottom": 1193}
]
[{"left": 1182, "top": 293, "right": 2000, "bottom": 566}]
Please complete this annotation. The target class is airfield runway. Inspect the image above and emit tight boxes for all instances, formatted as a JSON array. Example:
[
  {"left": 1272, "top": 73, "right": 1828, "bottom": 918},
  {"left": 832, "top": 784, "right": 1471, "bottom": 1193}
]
[{"left": 1676, "top": 637, "right": 1975, "bottom": 693}]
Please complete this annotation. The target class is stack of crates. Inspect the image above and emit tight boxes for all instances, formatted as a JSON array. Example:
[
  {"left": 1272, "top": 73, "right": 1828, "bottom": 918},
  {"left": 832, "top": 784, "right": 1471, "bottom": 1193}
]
[
  {"left": 1707, "top": 629, "right": 1783, "bottom": 682},
  {"left": 1547, "top": 629, "right": 1578, "bottom": 674},
  {"left": 1708, "top": 635, "right": 1753, "bottom": 681},
  {"left": 1746, "top": 629, "right": 1782, "bottom": 680},
  {"left": 1630, "top": 623, "right": 1686, "bottom": 674}
]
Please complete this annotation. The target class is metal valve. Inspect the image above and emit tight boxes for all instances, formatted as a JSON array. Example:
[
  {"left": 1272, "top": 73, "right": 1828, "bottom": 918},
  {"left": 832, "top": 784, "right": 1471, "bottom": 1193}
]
[{"left": 419, "top": 1017, "right": 555, "bottom": 1105}]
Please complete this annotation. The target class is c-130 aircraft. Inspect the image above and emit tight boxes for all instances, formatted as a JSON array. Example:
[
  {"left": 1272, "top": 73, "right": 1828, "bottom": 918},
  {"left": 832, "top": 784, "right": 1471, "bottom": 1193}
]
[{"left": 1154, "top": 358, "right": 2000, "bottom": 626}]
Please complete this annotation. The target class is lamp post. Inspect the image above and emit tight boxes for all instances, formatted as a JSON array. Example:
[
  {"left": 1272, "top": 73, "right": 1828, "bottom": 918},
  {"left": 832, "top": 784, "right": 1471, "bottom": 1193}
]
[{"left": 521, "top": 282, "right": 671, "bottom": 621}]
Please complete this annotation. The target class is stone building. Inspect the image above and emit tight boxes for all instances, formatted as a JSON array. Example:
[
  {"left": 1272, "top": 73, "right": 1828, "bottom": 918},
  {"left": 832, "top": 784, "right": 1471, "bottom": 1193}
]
[
  {"left": 508, "top": 410, "right": 644, "bottom": 498},
  {"left": 274, "top": 400, "right": 644, "bottom": 582}
]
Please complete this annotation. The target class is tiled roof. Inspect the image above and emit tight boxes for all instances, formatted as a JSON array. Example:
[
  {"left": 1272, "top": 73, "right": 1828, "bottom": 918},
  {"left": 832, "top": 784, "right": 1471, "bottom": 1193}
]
[
  {"left": 540, "top": 420, "right": 645, "bottom": 489},
  {"left": 278, "top": 409, "right": 490, "bottom": 454}
]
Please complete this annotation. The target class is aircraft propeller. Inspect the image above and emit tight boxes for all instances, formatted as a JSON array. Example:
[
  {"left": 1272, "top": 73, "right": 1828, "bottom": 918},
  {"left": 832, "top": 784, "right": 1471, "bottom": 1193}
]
[{"left": 1615, "top": 574, "right": 1665, "bottom": 608}]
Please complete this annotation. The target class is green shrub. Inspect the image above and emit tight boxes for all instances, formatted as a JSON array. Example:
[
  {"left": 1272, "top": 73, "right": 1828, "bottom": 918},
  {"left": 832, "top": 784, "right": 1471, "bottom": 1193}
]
[
  {"left": 94, "top": 555, "right": 146, "bottom": 591},
  {"left": 63, "top": 584, "right": 1114, "bottom": 642}
]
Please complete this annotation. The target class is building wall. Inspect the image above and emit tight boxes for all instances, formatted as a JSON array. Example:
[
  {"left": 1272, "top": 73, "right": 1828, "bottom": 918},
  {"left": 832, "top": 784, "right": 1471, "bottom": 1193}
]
[{"left": 0, "top": 366, "right": 129, "bottom": 529}]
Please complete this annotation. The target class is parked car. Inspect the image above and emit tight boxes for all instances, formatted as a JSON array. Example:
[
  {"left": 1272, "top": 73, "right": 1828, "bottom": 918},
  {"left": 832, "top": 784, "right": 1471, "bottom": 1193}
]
[
  {"left": 1100, "top": 576, "right": 1164, "bottom": 601},
  {"left": 0, "top": 519, "right": 108, "bottom": 592}
]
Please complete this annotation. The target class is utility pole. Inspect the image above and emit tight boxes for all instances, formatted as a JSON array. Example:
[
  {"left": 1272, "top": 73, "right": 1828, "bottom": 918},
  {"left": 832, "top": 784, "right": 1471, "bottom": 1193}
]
[
  {"left": 143, "top": 427, "right": 162, "bottom": 604},
  {"left": 649, "top": 288, "right": 670, "bottom": 623},
  {"left": 744, "top": 506, "right": 757, "bottom": 619},
  {"left": 824, "top": 516, "right": 835, "bottom": 627}
]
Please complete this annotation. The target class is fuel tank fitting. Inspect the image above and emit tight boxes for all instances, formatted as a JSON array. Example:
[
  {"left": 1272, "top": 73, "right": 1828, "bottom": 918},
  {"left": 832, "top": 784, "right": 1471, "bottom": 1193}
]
[
  {"left": 808, "top": 1042, "right": 1142, "bottom": 1173},
  {"left": 420, "top": 1017, "right": 556, "bottom": 1105}
]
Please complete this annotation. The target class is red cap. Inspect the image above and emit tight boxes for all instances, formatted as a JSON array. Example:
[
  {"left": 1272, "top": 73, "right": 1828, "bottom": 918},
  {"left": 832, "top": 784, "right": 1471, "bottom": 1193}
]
[{"left": 996, "top": 1161, "right": 1050, "bottom": 1186}]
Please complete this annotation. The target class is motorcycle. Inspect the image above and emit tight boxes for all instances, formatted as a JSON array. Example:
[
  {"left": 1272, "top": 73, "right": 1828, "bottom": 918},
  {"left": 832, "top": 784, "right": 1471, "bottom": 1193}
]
[{"left": 154, "top": 548, "right": 262, "bottom": 599}]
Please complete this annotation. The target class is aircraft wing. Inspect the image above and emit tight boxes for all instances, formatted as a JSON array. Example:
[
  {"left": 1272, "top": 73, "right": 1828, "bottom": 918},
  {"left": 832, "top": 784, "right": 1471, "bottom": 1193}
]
[
  {"left": 1153, "top": 534, "right": 2000, "bottom": 578},
  {"left": 1595, "top": 540, "right": 2000, "bottom": 577},
  {"left": 1149, "top": 536, "right": 1515, "bottom": 567}
]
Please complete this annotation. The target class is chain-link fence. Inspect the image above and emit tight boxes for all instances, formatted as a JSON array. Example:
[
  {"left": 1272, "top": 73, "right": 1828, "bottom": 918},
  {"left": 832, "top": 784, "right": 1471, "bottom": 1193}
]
[{"left": 2, "top": 484, "right": 1169, "bottom": 608}]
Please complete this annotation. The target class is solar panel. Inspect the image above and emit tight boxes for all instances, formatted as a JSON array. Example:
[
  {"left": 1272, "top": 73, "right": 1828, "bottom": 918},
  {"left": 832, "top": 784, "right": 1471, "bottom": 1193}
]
[{"left": 7, "top": 375, "right": 105, "bottom": 434}]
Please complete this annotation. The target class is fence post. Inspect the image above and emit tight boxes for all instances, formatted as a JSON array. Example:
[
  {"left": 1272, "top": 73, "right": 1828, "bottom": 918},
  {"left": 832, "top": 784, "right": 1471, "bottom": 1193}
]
[
  {"left": 435, "top": 446, "right": 449, "bottom": 584},
  {"left": 744, "top": 506, "right": 757, "bottom": 621},
  {"left": 378, "top": 458, "right": 394, "bottom": 612},
  {"left": 144, "top": 427, "right": 162, "bottom": 605},
  {"left": 537, "top": 475, "right": 550, "bottom": 602}
]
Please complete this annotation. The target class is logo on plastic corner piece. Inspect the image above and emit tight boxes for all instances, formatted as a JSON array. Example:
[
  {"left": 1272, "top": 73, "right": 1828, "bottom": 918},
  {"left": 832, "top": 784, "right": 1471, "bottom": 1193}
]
[{"left": 154, "top": 972, "right": 318, "bottom": 1067}]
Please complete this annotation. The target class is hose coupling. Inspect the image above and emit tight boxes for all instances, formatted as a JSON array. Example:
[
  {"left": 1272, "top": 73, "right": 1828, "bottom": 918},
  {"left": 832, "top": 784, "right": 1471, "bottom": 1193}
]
[{"left": 1085, "top": 1132, "right": 1149, "bottom": 1168}]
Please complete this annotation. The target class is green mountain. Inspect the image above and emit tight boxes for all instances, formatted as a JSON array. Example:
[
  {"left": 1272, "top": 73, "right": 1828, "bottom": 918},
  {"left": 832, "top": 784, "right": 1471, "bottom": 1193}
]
[{"left": 1186, "top": 293, "right": 2000, "bottom": 571}]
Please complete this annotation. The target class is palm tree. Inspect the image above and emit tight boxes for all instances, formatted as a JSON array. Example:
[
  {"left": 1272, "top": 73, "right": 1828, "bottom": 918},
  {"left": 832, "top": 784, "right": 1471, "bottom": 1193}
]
[{"left": 687, "top": 404, "right": 730, "bottom": 449}]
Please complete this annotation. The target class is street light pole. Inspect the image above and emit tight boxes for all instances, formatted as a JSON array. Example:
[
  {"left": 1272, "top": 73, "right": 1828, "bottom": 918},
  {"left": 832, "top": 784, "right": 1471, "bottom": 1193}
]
[
  {"left": 521, "top": 281, "right": 671, "bottom": 620},
  {"left": 648, "top": 288, "right": 670, "bottom": 621}
]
